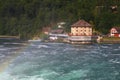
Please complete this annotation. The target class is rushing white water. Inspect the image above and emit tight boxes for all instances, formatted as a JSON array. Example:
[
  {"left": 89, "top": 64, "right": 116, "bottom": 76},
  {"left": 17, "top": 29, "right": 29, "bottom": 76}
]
[{"left": 0, "top": 40, "right": 120, "bottom": 80}]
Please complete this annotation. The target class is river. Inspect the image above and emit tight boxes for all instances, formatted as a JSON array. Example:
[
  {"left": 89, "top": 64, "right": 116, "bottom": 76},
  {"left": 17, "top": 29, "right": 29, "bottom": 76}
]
[{"left": 0, "top": 39, "right": 120, "bottom": 80}]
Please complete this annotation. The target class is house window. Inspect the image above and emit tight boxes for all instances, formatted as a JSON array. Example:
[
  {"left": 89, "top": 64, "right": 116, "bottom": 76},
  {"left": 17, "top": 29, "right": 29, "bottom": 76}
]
[
  {"left": 76, "top": 27, "right": 78, "bottom": 28},
  {"left": 76, "top": 33, "right": 78, "bottom": 36}
]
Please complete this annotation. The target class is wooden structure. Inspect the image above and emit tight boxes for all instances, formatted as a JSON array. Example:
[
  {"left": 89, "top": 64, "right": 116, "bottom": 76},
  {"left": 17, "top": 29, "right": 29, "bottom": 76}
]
[
  {"left": 49, "top": 28, "right": 68, "bottom": 41},
  {"left": 42, "top": 27, "right": 51, "bottom": 35}
]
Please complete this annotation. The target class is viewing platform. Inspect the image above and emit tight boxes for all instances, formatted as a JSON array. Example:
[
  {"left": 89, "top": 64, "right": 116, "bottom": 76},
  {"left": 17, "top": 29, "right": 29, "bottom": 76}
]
[{"left": 68, "top": 36, "right": 96, "bottom": 44}]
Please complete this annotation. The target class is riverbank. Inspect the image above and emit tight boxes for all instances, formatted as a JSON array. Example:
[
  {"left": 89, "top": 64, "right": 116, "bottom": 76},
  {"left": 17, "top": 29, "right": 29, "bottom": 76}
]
[
  {"left": 97, "top": 37, "right": 120, "bottom": 44},
  {"left": 0, "top": 35, "right": 20, "bottom": 39},
  {"left": 48, "top": 36, "right": 120, "bottom": 44}
]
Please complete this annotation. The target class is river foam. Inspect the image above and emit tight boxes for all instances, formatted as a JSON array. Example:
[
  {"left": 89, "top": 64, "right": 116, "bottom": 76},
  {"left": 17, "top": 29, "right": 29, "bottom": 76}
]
[{"left": 1, "top": 42, "right": 120, "bottom": 80}]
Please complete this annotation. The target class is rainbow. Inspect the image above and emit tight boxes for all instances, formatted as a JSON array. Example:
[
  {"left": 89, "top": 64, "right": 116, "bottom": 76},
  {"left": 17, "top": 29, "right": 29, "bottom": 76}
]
[{"left": 0, "top": 42, "right": 29, "bottom": 73}]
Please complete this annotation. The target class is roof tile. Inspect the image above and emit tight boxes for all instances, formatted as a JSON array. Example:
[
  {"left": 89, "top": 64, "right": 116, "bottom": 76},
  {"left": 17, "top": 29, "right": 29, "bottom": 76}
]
[
  {"left": 71, "top": 20, "right": 92, "bottom": 27},
  {"left": 112, "top": 27, "right": 120, "bottom": 33}
]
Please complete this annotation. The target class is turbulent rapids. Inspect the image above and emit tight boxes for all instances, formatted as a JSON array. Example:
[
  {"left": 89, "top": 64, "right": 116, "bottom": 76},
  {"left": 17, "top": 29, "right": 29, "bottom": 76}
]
[{"left": 0, "top": 40, "right": 120, "bottom": 80}]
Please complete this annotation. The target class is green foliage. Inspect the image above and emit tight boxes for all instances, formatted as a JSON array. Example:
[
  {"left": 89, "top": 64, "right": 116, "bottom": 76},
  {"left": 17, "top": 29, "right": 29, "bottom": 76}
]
[
  {"left": 0, "top": 0, "right": 120, "bottom": 39},
  {"left": 40, "top": 33, "right": 49, "bottom": 40}
]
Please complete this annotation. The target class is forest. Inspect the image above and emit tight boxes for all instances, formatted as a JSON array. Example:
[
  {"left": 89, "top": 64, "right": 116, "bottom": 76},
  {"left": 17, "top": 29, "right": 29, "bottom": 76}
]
[{"left": 0, "top": 0, "right": 120, "bottom": 39}]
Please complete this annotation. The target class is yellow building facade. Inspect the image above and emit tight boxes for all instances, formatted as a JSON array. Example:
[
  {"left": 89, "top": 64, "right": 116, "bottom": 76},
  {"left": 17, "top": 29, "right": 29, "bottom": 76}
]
[{"left": 71, "top": 20, "right": 92, "bottom": 36}]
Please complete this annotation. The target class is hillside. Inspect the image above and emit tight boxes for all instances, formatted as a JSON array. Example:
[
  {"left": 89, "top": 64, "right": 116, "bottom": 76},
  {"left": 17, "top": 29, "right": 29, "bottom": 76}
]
[{"left": 0, "top": 0, "right": 120, "bottom": 39}]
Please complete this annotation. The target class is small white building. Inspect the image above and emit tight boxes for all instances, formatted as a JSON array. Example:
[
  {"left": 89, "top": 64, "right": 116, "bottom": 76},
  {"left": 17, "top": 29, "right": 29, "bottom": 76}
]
[{"left": 49, "top": 28, "right": 68, "bottom": 41}]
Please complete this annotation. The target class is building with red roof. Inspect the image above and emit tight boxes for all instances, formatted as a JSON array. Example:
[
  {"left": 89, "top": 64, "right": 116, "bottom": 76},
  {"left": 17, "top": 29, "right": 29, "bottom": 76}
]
[
  {"left": 71, "top": 20, "right": 92, "bottom": 36},
  {"left": 69, "top": 20, "right": 93, "bottom": 44},
  {"left": 110, "top": 27, "right": 120, "bottom": 37}
]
